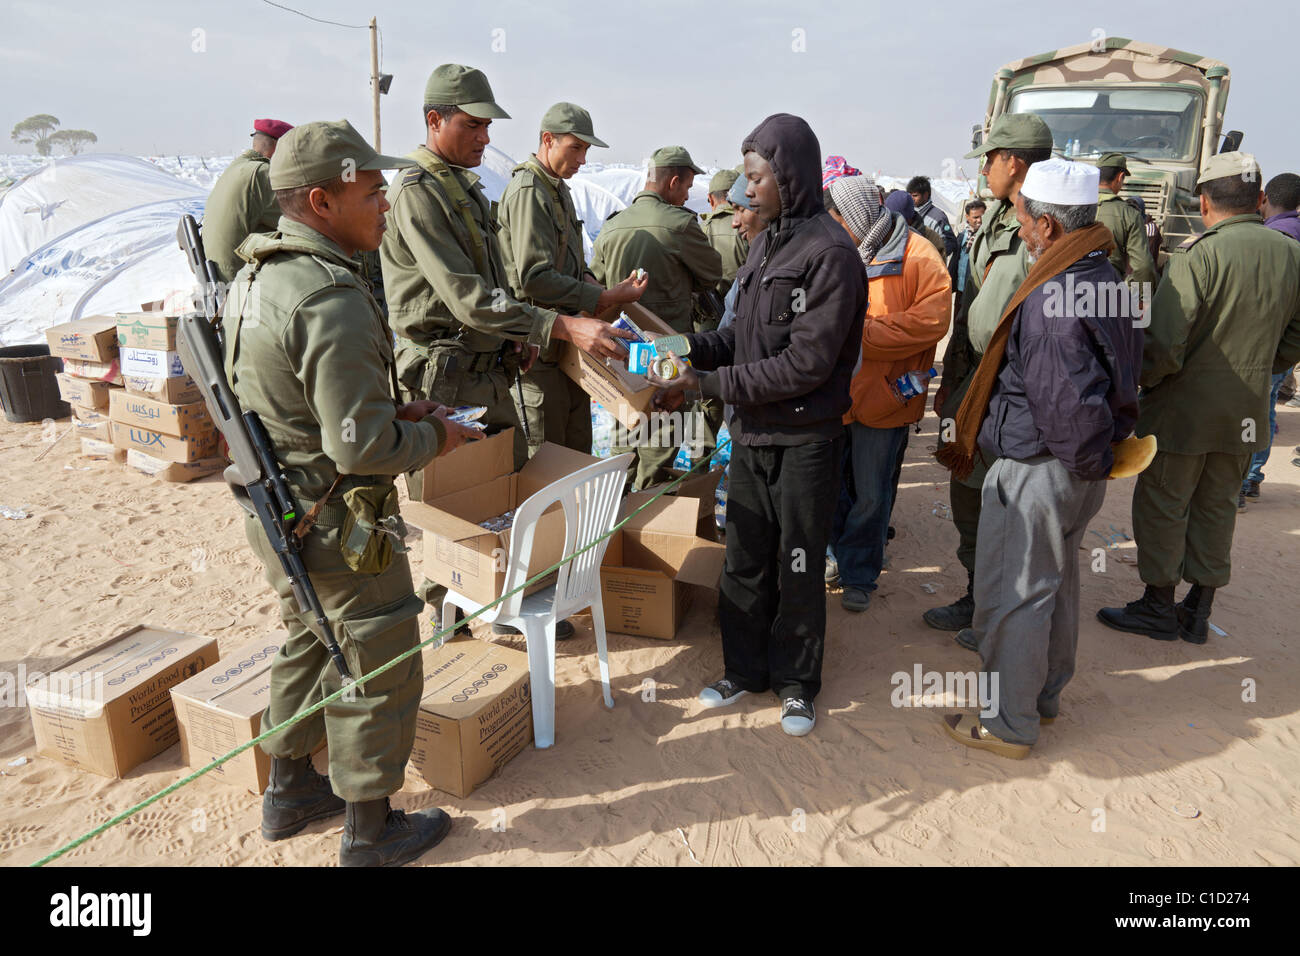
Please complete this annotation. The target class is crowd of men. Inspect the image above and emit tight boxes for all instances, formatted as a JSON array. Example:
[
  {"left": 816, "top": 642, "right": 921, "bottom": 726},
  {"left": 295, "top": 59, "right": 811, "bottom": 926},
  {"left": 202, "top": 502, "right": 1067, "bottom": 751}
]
[{"left": 200, "top": 65, "right": 1300, "bottom": 864}]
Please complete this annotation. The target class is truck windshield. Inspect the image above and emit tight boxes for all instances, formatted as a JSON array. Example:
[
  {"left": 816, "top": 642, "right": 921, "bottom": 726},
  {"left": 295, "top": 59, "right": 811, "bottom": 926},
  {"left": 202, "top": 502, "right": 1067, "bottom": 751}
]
[{"left": 1008, "top": 87, "right": 1201, "bottom": 161}]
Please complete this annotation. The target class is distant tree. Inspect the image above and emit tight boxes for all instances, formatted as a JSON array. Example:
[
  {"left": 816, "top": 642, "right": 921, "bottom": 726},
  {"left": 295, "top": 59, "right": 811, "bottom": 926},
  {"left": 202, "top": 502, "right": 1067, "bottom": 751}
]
[
  {"left": 11, "top": 114, "right": 61, "bottom": 156},
  {"left": 50, "top": 129, "right": 98, "bottom": 155}
]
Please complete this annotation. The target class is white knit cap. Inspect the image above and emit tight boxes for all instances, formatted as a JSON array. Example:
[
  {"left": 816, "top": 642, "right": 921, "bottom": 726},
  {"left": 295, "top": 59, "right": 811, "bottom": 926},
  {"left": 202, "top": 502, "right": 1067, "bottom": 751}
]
[{"left": 1020, "top": 157, "right": 1099, "bottom": 206}]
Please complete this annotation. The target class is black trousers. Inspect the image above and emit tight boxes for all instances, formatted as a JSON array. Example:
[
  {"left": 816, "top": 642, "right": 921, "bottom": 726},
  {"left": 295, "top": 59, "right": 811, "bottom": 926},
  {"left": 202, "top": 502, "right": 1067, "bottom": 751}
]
[{"left": 719, "top": 436, "right": 843, "bottom": 701}]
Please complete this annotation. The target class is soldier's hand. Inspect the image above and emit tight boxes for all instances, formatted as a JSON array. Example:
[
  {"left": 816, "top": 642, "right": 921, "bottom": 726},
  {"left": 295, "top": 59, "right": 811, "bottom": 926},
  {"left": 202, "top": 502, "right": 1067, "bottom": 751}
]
[
  {"left": 519, "top": 343, "right": 541, "bottom": 374},
  {"left": 396, "top": 400, "right": 445, "bottom": 422},
  {"left": 594, "top": 271, "right": 648, "bottom": 315},
  {"left": 553, "top": 314, "right": 635, "bottom": 362},
  {"left": 432, "top": 408, "right": 485, "bottom": 456}
]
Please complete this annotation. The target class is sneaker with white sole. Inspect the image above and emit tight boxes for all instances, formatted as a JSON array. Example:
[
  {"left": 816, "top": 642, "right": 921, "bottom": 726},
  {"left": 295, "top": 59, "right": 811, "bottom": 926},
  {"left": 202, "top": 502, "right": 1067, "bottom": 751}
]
[
  {"left": 780, "top": 697, "right": 816, "bottom": 736},
  {"left": 698, "top": 678, "right": 749, "bottom": 708}
]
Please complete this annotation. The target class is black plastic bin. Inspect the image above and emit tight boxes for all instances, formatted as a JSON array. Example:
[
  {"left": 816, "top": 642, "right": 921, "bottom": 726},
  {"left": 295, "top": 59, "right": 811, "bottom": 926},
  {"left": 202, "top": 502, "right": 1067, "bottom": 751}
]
[{"left": 0, "top": 345, "right": 71, "bottom": 423}]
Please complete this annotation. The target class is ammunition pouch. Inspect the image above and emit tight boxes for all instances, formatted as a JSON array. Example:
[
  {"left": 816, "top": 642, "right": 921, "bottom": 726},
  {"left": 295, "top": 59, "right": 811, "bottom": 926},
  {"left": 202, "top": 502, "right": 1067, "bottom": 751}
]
[{"left": 339, "top": 483, "right": 408, "bottom": 574}]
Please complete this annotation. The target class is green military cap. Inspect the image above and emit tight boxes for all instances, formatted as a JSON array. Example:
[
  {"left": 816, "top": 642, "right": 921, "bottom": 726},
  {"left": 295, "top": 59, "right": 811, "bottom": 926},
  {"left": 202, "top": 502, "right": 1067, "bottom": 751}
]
[
  {"left": 540, "top": 102, "right": 608, "bottom": 148},
  {"left": 423, "top": 64, "right": 510, "bottom": 120},
  {"left": 1095, "top": 152, "right": 1130, "bottom": 173},
  {"left": 268, "top": 119, "right": 414, "bottom": 190},
  {"left": 650, "top": 145, "right": 705, "bottom": 175},
  {"left": 709, "top": 168, "right": 740, "bottom": 194},
  {"left": 1194, "top": 150, "right": 1262, "bottom": 194},
  {"left": 964, "top": 113, "right": 1054, "bottom": 158}
]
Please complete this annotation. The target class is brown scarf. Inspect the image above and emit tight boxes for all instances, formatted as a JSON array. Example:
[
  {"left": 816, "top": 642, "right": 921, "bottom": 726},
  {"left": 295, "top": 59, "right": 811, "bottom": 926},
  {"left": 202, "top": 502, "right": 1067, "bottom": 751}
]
[{"left": 936, "top": 221, "right": 1116, "bottom": 480}]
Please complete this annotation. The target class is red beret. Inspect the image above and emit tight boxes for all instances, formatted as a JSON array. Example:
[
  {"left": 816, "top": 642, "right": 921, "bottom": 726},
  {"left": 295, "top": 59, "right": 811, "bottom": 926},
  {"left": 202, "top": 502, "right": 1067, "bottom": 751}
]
[{"left": 252, "top": 119, "right": 293, "bottom": 139}]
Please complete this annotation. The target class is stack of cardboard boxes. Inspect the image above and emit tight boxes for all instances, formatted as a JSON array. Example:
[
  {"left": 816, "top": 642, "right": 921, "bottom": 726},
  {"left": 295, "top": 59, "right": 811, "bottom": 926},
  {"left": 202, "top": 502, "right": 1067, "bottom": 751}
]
[
  {"left": 111, "top": 309, "right": 224, "bottom": 482},
  {"left": 46, "top": 316, "right": 125, "bottom": 461}
]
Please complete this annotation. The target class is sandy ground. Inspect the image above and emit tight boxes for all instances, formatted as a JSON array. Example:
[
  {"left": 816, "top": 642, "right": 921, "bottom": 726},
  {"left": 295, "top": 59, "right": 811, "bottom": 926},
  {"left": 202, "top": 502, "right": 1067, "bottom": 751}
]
[{"left": 2, "top": 393, "right": 1298, "bottom": 867}]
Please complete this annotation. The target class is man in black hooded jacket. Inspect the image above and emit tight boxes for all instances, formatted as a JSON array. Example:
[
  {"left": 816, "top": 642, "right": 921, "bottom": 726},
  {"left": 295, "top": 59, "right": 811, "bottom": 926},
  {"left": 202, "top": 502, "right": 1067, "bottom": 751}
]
[{"left": 650, "top": 113, "right": 867, "bottom": 737}]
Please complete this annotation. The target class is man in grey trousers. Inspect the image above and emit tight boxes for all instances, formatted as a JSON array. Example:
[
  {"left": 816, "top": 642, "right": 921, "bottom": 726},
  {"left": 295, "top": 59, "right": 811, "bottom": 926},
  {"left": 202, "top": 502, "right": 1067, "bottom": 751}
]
[{"left": 940, "top": 158, "right": 1143, "bottom": 759}]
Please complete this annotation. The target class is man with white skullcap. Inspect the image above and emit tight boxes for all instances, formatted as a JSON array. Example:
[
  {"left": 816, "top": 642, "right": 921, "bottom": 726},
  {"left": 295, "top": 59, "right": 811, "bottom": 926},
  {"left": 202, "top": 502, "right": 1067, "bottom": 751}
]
[{"left": 937, "top": 157, "right": 1143, "bottom": 759}]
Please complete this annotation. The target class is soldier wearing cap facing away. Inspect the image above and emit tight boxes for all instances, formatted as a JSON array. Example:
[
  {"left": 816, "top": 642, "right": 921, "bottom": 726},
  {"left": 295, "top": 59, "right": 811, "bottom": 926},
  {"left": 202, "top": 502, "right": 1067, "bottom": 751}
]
[
  {"left": 700, "top": 167, "right": 750, "bottom": 300},
  {"left": 497, "top": 102, "right": 648, "bottom": 459},
  {"left": 224, "top": 119, "right": 484, "bottom": 867},
  {"left": 204, "top": 118, "right": 293, "bottom": 284},
  {"left": 1093, "top": 151, "right": 1158, "bottom": 291},
  {"left": 1098, "top": 152, "right": 1300, "bottom": 645}
]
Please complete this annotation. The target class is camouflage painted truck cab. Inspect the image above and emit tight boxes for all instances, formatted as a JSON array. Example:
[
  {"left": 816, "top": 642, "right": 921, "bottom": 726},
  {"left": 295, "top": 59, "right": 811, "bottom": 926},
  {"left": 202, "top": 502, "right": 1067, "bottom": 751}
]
[{"left": 973, "top": 37, "right": 1241, "bottom": 259}]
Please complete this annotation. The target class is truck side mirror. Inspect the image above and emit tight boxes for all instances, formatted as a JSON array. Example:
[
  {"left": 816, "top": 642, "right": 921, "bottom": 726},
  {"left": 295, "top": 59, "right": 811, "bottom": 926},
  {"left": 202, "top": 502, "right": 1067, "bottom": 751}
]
[{"left": 1218, "top": 130, "right": 1243, "bottom": 153}]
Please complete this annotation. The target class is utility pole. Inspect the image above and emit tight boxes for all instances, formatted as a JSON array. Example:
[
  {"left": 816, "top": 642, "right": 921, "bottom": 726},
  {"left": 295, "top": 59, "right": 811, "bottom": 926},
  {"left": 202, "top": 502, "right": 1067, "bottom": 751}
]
[{"left": 369, "top": 17, "right": 381, "bottom": 151}]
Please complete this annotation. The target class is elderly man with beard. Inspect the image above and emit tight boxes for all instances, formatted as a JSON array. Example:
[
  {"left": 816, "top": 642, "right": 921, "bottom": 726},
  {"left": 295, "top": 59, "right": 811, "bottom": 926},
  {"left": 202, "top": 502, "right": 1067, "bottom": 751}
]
[
  {"left": 938, "top": 158, "right": 1142, "bottom": 759},
  {"left": 650, "top": 113, "right": 867, "bottom": 737}
]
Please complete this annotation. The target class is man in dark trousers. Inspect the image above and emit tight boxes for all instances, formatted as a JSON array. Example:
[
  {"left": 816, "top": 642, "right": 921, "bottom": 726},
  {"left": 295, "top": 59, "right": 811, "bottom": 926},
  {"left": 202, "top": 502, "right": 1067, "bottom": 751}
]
[{"left": 650, "top": 113, "right": 867, "bottom": 737}]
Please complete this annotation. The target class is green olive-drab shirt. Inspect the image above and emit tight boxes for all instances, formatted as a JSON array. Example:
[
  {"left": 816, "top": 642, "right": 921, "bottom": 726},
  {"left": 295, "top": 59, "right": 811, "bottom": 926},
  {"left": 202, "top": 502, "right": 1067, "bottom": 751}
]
[
  {"left": 1097, "top": 192, "right": 1158, "bottom": 290},
  {"left": 1139, "top": 213, "right": 1300, "bottom": 455},
  {"left": 966, "top": 198, "right": 1030, "bottom": 356},
  {"left": 497, "top": 156, "right": 600, "bottom": 362},
  {"left": 589, "top": 190, "right": 722, "bottom": 333},
  {"left": 380, "top": 146, "right": 557, "bottom": 355},
  {"left": 700, "top": 203, "right": 749, "bottom": 295},
  {"left": 225, "top": 217, "right": 445, "bottom": 502},
  {"left": 204, "top": 150, "right": 280, "bottom": 285}
]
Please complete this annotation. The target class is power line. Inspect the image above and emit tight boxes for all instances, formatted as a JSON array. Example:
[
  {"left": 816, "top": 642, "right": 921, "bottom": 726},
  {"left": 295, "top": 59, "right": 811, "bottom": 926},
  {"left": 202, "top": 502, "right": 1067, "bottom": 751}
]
[{"left": 258, "top": 0, "right": 368, "bottom": 29}]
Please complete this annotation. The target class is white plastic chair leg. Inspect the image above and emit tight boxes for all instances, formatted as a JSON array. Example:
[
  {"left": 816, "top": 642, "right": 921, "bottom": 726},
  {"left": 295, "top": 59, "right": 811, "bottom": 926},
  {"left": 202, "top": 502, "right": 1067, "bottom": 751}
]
[
  {"left": 590, "top": 601, "right": 614, "bottom": 710},
  {"left": 439, "top": 598, "right": 460, "bottom": 645},
  {"left": 522, "top": 617, "right": 557, "bottom": 749}
]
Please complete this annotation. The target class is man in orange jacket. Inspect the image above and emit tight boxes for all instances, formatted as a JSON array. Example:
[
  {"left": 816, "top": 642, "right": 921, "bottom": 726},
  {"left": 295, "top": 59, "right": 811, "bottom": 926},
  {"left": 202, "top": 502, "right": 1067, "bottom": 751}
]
[{"left": 826, "top": 175, "right": 952, "bottom": 611}]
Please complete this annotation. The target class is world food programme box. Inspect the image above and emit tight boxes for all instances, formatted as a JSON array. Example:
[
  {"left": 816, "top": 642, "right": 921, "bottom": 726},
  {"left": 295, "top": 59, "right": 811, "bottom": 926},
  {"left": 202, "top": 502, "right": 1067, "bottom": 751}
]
[
  {"left": 108, "top": 390, "right": 211, "bottom": 438},
  {"left": 170, "top": 635, "right": 282, "bottom": 793},
  {"left": 403, "top": 437, "right": 600, "bottom": 607},
  {"left": 44, "top": 316, "right": 120, "bottom": 363},
  {"left": 26, "top": 626, "right": 219, "bottom": 778},
  {"left": 116, "top": 312, "right": 179, "bottom": 352},
  {"left": 558, "top": 302, "right": 678, "bottom": 431},
  {"left": 405, "top": 637, "right": 533, "bottom": 798}
]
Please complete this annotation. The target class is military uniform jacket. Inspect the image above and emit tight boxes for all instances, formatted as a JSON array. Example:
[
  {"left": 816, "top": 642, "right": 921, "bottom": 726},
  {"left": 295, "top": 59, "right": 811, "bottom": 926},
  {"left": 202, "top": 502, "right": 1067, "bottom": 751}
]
[
  {"left": 589, "top": 190, "right": 722, "bottom": 333},
  {"left": 1139, "top": 213, "right": 1300, "bottom": 455},
  {"left": 700, "top": 203, "right": 749, "bottom": 294},
  {"left": 965, "top": 197, "right": 1030, "bottom": 357},
  {"left": 380, "top": 146, "right": 557, "bottom": 355},
  {"left": 204, "top": 149, "right": 280, "bottom": 285},
  {"left": 225, "top": 217, "right": 445, "bottom": 503},
  {"left": 1096, "top": 191, "right": 1158, "bottom": 289},
  {"left": 497, "top": 155, "right": 600, "bottom": 362}
]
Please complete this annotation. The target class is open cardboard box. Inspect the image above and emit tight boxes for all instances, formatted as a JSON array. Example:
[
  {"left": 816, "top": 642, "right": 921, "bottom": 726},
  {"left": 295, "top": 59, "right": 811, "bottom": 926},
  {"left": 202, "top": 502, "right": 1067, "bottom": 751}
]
[
  {"left": 403, "top": 433, "right": 602, "bottom": 607},
  {"left": 558, "top": 301, "right": 680, "bottom": 431}
]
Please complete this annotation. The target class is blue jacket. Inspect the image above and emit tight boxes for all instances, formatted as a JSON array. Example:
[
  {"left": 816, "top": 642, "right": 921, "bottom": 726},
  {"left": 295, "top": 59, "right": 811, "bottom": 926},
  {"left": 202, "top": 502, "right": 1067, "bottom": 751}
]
[{"left": 978, "top": 248, "right": 1143, "bottom": 481}]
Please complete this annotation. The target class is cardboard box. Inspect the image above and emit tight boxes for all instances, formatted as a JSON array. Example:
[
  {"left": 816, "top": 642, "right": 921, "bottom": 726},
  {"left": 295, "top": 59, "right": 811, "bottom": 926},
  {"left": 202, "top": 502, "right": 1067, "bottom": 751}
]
[
  {"left": 123, "top": 373, "right": 203, "bottom": 406},
  {"left": 109, "top": 390, "right": 211, "bottom": 439},
  {"left": 170, "top": 635, "right": 282, "bottom": 793},
  {"left": 405, "top": 637, "right": 533, "bottom": 798},
  {"left": 641, "top": 466, "right": 725, "bottom": 537},
  {"left": 114, "top": 421, "right": 218, "bottom": 462},
  {"left": 26, "top": 626, "right": 219, "bottom": 777},
  {"left": 80, "top": 437, "right": 126, "bottom": 461},
  {"left": 55, "top": 372, "right": 116, "bottom": 410},
  {"left": 126, "top": 448, "right": 224, "bottom": 482},
  {"left": 558, "top": 302, "right": 678, "bottom": 431},
  {"left": 73, "top": 416, "right": 112, "bottom": 443},
  {"left": 407, "top": 425, "right": 514, "bottom": 505},
  {"left": 116, "top": 312, "right": 179, "bottom": 352},
  {"left": 403, "top": 439, "right": 598, "bottom": 607},
  {"left": 60, "top": 356, "right": 123, "bottom": 384},
  {"left": 600, "top": 489, "right": 726, "bottom": 639},
  {"left": 45, "top": 316, "right": 120, "bottom": 363},
  {"left": 120, "top": 347, "right": 185, "bottom": 379}
]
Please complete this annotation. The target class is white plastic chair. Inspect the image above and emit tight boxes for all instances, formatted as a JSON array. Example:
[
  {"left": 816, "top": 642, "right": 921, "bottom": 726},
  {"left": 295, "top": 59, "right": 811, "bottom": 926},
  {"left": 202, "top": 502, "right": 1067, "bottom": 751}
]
[{"left": 442, "top": 452, "right": 634, "bottom": 748}]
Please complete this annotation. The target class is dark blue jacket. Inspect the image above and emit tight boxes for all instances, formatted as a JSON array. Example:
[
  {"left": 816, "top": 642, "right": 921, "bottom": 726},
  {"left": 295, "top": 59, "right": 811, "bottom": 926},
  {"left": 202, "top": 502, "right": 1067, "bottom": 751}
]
[{"left": 978, "top": 248, "right": 1142, "bottom": 480}]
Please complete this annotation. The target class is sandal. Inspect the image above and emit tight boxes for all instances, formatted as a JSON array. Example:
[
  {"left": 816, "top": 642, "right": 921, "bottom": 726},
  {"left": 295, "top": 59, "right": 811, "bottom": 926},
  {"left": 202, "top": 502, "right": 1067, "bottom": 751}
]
[{"left": 941, "top": 713, "right": 1030, "bottom": 759}]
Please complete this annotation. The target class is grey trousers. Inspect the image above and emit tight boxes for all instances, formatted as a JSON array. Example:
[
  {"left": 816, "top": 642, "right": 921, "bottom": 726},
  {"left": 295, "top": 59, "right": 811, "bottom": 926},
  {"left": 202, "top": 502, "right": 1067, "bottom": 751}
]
[{"left": 972, "top": 456, "right": 1106, "bottom": 747}]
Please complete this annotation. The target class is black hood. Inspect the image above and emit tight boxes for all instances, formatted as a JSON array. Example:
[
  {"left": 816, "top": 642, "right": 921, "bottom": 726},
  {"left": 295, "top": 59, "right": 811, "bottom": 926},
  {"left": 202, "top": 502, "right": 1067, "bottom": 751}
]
[{"left": 741, "top": 113, "right": 823, "bottom": 222}]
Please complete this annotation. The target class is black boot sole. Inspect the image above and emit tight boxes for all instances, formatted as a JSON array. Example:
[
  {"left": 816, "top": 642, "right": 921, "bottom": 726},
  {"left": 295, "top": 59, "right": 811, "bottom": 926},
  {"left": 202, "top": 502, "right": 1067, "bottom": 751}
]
[
  {"left": 261, "top": 798, "right": 346, "bottom": 842},
  {"left": 1095, "top": 609, "right": 1179, "bottom": 641}
]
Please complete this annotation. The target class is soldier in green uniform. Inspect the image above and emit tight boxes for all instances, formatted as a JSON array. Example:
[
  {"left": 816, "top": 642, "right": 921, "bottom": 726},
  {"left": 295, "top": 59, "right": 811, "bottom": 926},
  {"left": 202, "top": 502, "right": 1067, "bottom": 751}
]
[
  {"left": 204, "top": 118, "right": 292, "bottom": 284},
  {"left": 224, "top": 120, "right": 484, "bottom": 867},
  {"left": 1099, "top": 152, "right": 1300, "bottom": 644},
  {"left": 926, "top": 114, "right": 1052, "bottom": 631},
  {"left": 590, "top": 146, "right": 723, "bottom": 489},
  {"left": 497, "top": 102, "right": 647, "bottom": 458},
  {"left": 700, "top": 167, "right": 749, "bottom": 300},
  {"left": 1094, "top": 152, "right": 1159, "bottom": 291}
]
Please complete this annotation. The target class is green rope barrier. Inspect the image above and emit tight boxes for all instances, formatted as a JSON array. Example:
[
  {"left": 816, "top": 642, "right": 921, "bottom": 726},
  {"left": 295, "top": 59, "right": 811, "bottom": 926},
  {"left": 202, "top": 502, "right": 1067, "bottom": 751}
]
[{"left": 30, "top": 436, "right": 732, "bottom": 867}]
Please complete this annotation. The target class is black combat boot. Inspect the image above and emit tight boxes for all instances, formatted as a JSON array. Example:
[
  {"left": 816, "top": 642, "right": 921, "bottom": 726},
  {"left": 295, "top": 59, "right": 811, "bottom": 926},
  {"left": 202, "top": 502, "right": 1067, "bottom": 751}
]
[
  {"left": 338, "top": 798, "right": 452, "bottom": 868},
  {"left": 923, "top": 570, "right": 975, "bottom": 631},
  {"left": 1175, "top": 584, "right": 1215, "bottom": 645},
  {"left": 261, "top": 754, "right": 345, "bottom": 841},
  {"left": 1096, "top": 585, "right": 1179, "bottom": 640}
]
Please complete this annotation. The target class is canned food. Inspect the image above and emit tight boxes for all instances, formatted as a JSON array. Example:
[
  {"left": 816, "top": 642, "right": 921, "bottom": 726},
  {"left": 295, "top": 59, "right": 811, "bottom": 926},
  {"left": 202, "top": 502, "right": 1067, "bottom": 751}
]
[{"left": 653, "top": 356, "right": 683, "bottom": 380}]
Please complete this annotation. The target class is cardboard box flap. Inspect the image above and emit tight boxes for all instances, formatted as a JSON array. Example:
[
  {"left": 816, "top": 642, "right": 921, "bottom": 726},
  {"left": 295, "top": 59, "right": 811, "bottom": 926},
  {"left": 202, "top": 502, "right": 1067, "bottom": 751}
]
[
  {"left": 642, "top": 467, "right": 725, "bottom": 519},
  {"left": 170, "top": 636, "right": 281, "bottom": 714},
  {"left": 621, "top": 302, "right": 676, "bottom": 336},
  {"left": 673, "top": 537, "right": 727, "bottom": 587},
  {"left": 420, "top": 428, "right": 514, "bottom": 500},
  {"left": 419, "top": 637, "right": 528, "bottom": 721},
  {"left": 622, "top": 528, "right": 726, "bottom": 587},
  {"left": 404, "top": 478, "right": 514, "bottom": 543},
  {"left": 619, "top": 492, "right": 702, "bottom": 535},
  {"left": 517, "top": 442, "right": 602, "bottom": 500}
]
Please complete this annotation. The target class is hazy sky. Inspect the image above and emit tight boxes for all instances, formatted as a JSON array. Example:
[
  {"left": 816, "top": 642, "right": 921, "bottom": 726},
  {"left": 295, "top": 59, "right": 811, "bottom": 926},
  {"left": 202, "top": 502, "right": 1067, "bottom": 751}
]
[{"left": 3, "top": 0, "right": 1295, "bottom": 180}]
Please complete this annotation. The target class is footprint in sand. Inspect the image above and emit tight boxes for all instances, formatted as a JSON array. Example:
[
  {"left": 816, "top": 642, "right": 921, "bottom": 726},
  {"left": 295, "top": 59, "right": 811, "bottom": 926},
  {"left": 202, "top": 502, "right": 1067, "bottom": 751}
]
[
  {"left": 0, "top": 824, "right": 43, "bottom": 852},
  {"left": 1143, "top": 835, "right": 1185, "bottom": 860}
]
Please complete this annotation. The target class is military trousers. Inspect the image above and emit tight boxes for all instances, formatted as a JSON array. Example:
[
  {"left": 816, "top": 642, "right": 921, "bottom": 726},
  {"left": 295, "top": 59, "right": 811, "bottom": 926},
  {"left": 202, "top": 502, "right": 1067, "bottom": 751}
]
[
  {"left": 513, "top": 360, "right": 592, "bottom": 456},
  {"left": 245, "top": 513, "right": 424, "bottom": 803},
  {"left": 1133, "top": 449, "right": 1251, "bottom": 589},
  {"left": 936, "top": 364, "right": 988, "bottom": 578},
  {"left": 612, "top": 398, "right": 722, "bottom": 490}
]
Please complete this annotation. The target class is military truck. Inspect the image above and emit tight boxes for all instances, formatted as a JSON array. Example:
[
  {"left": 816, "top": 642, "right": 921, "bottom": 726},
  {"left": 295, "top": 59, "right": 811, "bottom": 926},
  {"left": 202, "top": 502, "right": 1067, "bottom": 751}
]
[{"left": 972, "top": 37, "right": 1243, "bottom": 259}]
